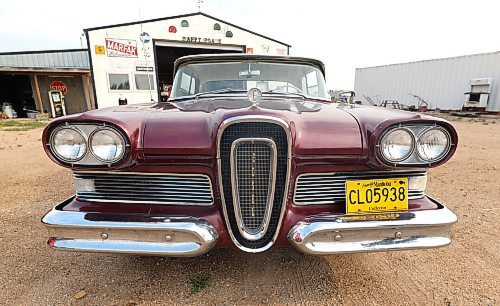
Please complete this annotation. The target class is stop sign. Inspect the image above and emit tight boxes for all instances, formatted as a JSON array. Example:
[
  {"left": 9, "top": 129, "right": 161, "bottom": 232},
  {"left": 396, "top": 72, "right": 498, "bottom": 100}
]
[{"left": 49, "top": 81, "right": 68, "bottom": 95}]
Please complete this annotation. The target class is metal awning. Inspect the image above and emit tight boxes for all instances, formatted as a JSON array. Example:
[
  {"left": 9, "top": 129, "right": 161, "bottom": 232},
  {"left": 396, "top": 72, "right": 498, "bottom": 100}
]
[{"left": 0, "top": 49, "right": 89, "bottom": 72}]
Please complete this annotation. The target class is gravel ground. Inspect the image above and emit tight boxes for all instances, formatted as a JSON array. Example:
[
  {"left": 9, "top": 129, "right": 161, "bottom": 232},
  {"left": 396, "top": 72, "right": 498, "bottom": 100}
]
[{"left": 0, "top": 116, "right": 498, "bottom": 305}]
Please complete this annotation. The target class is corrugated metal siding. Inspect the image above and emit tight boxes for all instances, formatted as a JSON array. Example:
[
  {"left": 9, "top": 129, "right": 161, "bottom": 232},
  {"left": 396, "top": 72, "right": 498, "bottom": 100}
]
[
  {"left": 354, "top": 51, "right": 500, "bottom": 112},
  {"left": 0, "top": 50, "right": 89, "bottom": 69}
]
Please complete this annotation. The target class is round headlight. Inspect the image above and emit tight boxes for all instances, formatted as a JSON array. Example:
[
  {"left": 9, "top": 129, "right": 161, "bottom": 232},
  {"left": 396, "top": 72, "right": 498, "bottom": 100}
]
[
  {"left": 379, "top": 128, "right": 415, "bottom": 162},
  {"left": 89, "top": 127, "right": 126, "bottom": 162},
  {"left": 417, "top": 127, "right": 450, "bottom": 162},
  {"left": 50, "top": 127, "right": 87, "bottom": 162}
]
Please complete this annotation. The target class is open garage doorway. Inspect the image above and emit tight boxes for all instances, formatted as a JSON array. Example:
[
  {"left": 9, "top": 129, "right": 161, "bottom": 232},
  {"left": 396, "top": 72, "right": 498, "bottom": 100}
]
[
  {"left": 0, "top": 74, "right": 37, "bottom": 118},
  {"left": 154, "top": 41, "right": 244, "bottom": 101}
]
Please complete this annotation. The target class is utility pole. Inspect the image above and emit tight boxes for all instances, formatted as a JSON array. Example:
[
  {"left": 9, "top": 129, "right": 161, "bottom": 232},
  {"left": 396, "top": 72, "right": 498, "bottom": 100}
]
[{"left": 196, "top": 0, "right": 204, "bottom": 12}]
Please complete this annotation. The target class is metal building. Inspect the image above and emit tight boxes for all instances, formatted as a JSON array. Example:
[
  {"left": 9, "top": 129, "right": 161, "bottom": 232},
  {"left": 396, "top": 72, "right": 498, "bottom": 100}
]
[
  {"left": 0, "top": 49, "right": 93, "bottom": 117},
  {"left": 354, "top": 51, "right": 500, "bottom": 112}
]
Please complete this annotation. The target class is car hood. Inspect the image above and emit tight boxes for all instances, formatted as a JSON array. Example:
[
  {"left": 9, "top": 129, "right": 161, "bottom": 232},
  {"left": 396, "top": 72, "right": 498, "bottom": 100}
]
[{"left": 141, "top": 97, "right": 362, "bottom": 156}]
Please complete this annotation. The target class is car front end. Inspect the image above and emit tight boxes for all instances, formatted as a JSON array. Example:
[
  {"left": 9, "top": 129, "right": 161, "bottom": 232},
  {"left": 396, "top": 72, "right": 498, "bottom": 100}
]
[{"left": 41, "top": 54, "right": 458, "bottom": 256}]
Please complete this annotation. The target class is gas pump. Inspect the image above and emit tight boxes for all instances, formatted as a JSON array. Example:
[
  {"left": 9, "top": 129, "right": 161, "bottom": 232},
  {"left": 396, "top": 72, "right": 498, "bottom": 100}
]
[
  {"left": 160, "top": 82, "right": 172, "bottom": 102},
  {"left": 48, "top": 90, "right": 67, "bottom": 118}
]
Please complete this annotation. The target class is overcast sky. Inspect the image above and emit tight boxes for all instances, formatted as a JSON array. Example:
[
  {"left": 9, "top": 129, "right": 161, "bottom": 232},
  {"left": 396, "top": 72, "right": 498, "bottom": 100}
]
[{"left": 1, "top": 0, "right": 500, "bottom": 90}]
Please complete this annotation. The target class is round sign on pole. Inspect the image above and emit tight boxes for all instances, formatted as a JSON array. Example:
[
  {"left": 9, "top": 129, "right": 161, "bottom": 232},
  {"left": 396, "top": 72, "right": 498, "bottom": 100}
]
[
  {"left": 140, "top": 32, "right": 151, "bottom": 43},
  {"left": 50, "top": 81, "right": 68, "bottom": 95}
]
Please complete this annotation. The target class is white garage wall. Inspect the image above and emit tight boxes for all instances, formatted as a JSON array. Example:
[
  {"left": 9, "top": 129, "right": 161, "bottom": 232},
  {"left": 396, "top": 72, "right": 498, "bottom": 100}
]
[
  {"left": 86, "top": 13, "right": 289, "bottom": 109},
  {"left": 354, "top": 51, "right": 500, "bottom": 112}
]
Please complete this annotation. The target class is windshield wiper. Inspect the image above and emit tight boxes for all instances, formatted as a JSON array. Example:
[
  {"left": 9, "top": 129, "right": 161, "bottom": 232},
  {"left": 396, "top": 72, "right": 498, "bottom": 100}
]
[
  {"left": 194, "top": 88, "right": 247, "bottom": 99},
  {"left": 262, "top": 90, "right": 307, "bottom": 100}
]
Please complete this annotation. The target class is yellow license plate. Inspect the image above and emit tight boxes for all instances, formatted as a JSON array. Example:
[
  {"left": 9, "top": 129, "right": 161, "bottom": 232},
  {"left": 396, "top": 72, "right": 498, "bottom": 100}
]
[{"left": 346, "top": 178, "right": 408, "bottom": 214}]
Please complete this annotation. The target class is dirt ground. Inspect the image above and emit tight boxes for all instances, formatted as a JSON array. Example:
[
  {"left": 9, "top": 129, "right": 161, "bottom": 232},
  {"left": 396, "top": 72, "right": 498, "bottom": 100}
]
[{"left": 0, "top": 116, "right": 498, "bottom": 305}]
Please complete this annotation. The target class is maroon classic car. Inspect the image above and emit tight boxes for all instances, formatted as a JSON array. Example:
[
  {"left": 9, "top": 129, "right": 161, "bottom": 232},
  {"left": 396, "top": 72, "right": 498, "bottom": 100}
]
[{"left": 41, "top": 54, "right": 457, "bottom": 256}]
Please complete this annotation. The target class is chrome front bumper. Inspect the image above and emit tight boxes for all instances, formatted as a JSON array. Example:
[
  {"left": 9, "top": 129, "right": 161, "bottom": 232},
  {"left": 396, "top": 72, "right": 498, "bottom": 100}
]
[
  {"left": 288, "top": 201, "right": 457, "bottom": 255},
  {"left": 42, "top": 199, "right": 219, "bottom": 257}
]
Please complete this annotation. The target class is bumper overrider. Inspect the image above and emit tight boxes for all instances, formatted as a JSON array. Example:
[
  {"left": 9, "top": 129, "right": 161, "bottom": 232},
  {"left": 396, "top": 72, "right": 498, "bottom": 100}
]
[
  {"left": 288, "top": 199, "right": 457, "bottom": 255},
  {"left": 42, "top": 197, "right": 456, "bottom": 256}
]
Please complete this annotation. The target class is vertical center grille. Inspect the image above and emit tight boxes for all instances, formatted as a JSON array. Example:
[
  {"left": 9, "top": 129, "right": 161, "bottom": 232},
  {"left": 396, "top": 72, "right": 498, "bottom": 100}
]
[
  {"left": 219, "top": 121, "right": 288, "bottom": 251},
  {"left": 231, "top": 138, "right": 277, "bottom": 240}
]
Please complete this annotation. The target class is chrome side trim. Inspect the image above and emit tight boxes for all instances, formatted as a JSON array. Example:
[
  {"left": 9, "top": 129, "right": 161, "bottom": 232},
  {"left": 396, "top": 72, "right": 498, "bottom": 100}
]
[
  {"left": 217, "top": 115, "right": 291, "bottom": 253},
  {"left": 230, "top": 138, "right": 277, "bottom": 241},
  {"left": 288, "top": 201, "right": 457, "bottom": 255},
  {"left": 42, "top": 199, "right": 219, "bottom": 257}
]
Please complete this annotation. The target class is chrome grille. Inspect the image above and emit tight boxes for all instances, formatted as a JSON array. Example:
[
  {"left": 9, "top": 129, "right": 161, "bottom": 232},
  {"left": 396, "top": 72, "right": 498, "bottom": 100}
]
[
  {"left": 219, "top": 121, "right": 288, "bottom": 250},
  {"left": 231, "top": 138, "right": 276, "bottom": 239},
  {"left": 294, "top": 172, "right": 426, "bottom": 205},
  {"left": 75, "top": 172, "right": 213, "bottom": 205}
]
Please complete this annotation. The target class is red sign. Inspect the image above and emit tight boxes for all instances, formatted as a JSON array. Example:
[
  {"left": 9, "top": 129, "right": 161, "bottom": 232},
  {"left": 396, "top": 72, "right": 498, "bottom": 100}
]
[
  {"left": 105, "top": 38, "right": 138, "bottom": 58},
  {"left": 50, "top": 81, "right": 68, "bottom": 95}
]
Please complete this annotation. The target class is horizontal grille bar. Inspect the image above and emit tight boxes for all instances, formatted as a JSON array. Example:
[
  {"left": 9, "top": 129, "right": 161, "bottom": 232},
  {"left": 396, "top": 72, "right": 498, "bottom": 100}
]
[
  {"left": 75, "top": 172, "right": 213, "bottom": 205},
  {"left": 294, "top": 172, "right": 426, "bottom": 205}
]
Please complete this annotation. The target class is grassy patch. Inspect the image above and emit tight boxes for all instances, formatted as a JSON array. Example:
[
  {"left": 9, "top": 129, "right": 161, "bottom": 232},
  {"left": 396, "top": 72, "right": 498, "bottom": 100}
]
[
  {"left": 0, "top": 120, "right": 47, "bottom": 131},
  {"left": 189, "top": 274, "right": 212, "bottom": 294}
]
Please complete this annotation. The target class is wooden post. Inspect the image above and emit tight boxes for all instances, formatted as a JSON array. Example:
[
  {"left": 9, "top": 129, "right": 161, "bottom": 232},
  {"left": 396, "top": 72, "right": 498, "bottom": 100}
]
[
  {"left": 33, "top": 74, "right": 44, "bottom": 113},
  {"left": 85, "top": 74, "right": 95, "bottom": 110}
]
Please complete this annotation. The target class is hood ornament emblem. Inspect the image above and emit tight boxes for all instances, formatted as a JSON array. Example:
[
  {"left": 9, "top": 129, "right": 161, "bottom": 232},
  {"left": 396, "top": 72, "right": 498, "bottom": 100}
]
[{"left": 247, "top": 88, "right": 262, "bottom": 105}]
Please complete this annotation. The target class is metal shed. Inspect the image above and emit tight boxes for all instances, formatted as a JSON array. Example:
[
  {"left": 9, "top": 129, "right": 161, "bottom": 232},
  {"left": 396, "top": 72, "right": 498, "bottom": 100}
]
[
  {"left": 0, "top": 49, "right": 93, "bottom": 117},
  {"left": 354, "top": 51, "right": 500, "bottom": 112}
]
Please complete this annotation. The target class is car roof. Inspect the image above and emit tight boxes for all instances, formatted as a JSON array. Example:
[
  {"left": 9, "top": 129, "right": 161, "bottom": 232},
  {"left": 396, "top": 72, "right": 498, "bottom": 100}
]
[{"left": 173, "top": 54, "right": 326, "bottom": 76}]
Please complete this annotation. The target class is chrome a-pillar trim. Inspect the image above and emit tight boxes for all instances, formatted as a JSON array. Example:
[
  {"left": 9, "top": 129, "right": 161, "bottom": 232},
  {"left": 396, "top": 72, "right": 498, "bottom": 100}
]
[
  {"left": 217, "top": 115, "right": 291, "bottom": 253},
  {"left": 288, "top": 198, "right": 457, "bottom": 255},
  {"left": 41, "top": 197, "right": 219, "bottom": 257},
  {"left": 230, "top": 137, "right": 278, "bottom": 241}
]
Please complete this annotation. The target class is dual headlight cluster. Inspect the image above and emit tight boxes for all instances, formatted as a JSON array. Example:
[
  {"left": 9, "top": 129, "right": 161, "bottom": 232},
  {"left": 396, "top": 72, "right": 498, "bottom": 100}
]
[
  {"left": 378, "top": 125, "right": 452, "bottom": 165},
  {"left": 49, "top": 124, "right": 127, "bottom": 165}
]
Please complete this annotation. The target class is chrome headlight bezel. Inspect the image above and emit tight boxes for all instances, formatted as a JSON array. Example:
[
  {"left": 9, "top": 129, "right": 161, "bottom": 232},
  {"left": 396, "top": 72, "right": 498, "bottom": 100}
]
[
  {"left": 48, "top": 123, "right": 129, "bottom": 166},
  {"left": 378, "top": 127, "right": 416, "bottom": 163},
  {"left": 416, "top": 126, "right": 452, "bottom": 162},
  {"left": 89, "top": 126, "right": 127, "bottom": 163},
  {"left": 49, "top": 126, "right": 88, "bottom": 163},
  {"left": 377, "top": 124, "right": 454, "bottom": 166}
]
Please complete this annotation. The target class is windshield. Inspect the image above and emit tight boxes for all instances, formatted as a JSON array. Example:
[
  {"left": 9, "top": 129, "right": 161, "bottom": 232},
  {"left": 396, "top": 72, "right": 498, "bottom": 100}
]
[{"left": 170, "top": 61, "right": 330, "bottom": 100}]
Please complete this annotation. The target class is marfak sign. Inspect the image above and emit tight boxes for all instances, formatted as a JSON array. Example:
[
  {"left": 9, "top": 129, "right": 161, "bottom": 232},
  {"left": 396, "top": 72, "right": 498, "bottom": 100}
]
[
  {"left": 49, "top": 81, "right": 68, "bottom": 95},
  {"left": 105, "top": 38, "right": 138, "bottom": 58}
]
